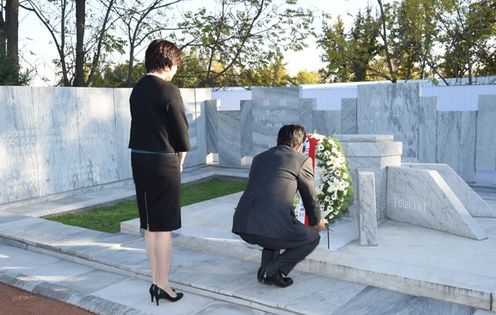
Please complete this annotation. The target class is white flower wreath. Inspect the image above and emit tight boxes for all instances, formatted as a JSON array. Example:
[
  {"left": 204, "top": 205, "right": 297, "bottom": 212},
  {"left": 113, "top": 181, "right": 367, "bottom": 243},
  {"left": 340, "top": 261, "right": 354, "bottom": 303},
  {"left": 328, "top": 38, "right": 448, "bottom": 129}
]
[{"left": 316, "top": 136, "right": 354, "bottom": 225}]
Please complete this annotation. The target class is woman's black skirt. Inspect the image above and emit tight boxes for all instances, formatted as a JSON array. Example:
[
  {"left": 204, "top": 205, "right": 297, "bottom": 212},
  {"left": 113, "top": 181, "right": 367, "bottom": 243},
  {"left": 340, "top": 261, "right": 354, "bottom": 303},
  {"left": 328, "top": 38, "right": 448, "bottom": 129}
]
[{"left": 131, "top": 152, "right": 181, "bottom": 231}]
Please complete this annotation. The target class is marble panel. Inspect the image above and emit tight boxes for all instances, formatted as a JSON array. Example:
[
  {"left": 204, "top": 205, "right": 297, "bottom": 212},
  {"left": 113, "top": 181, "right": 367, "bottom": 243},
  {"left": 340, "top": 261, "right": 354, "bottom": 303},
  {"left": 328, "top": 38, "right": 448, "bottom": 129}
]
[
  {"left": 436, "top": 111, "right": 476, "bottom": 182},
  {"left": 476, "top": 95, "right": 496, "bottom": 171},
  {"left": 113, "top": 88, "right": 132, "bottom": 180},
  {"left": 358, "top": 170, "right": 378, "bottom": 246},
  {"left": 418, "top": 97, "right": 438, "bottom": 163},
  {"left": 205, "top": 100, "right": 220, "bottom": 154},
  {"left": 313, "top": 110, "right": 341, "bottom": 135},
  {"left": 387, "top": 166, "right": 486, "bottom": 240},
  {"left": 180, "top": 88, "right": 199, "bottom": 167},
  {"left": 218, "top": 111, "right": 241, "bottom": 166},
  {"left": 76, "top": 88, "right": 118, "bottom": 187},
  {"left": 250, "top": 87, "right": 300, "bottom": 156},
  {"left": 192, "top": 88, "right": 211, "bottom": 166},
  {"left": 240, "top": 100, "right": 253, "bottom": 156},
  {"left": 31, "top": 87, "right": 81, "bottom": 196},
  {"left": 357, "top": 84, "right": 420, "bottom": 159},
  {"left": 299, "top": 98, "right": 316, "bottom": 132},
  {"left": 0, "top": 86, "right": 40, "bottom": 203},
  {"left": 341, "top": 98, "right": 357, "bottom": 134},
  {"left": 402, "top": 163, "right": 496, "bottom": 217}
]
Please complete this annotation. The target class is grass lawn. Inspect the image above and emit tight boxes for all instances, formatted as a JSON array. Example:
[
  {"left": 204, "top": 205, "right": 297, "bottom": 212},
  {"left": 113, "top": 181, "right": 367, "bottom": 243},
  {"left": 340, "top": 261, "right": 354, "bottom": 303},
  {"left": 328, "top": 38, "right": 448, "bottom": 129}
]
[{"left": 48, "top": 177, "right": 246, "bottom": 233}]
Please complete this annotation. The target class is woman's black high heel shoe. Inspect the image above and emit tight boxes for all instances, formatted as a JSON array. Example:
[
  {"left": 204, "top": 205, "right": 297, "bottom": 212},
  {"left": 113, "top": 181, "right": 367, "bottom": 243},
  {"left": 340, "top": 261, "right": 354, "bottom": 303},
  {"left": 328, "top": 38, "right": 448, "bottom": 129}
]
[
  {"left": 149, "top": 284, "right": 156, "bottom": 302},
  {"left": 154, "top": 286, "right": 183, "bottom": 305}
]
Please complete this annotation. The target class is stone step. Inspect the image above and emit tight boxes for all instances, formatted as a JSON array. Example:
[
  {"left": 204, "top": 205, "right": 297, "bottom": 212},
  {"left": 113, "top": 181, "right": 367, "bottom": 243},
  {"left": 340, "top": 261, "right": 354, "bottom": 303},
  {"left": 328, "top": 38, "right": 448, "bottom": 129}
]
[{"left": 0, "top": 214, "right": 479, "bottom": 315}]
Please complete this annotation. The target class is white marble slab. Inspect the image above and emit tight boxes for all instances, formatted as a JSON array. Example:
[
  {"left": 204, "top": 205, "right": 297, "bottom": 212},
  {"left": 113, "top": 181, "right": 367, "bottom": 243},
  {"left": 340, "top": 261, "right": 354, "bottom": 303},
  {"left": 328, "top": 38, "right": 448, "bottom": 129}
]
[
  {"left": 402, "top": 163, "right": 496, "bottom": 217},
  {"left": 113, "top": 88, "right": 132, "bottom": 180},
  {"left": 0, "top": 86, "right": 40, "bottom": 203},
  {"left": 341, "top": 98, "right": 357, "bottom": 134},
  {"left": 436, "top": 111, "right": 476, "bottom": 182},
  {"left": 313, "top": 110, "right": 340, "bottom": 135},
  {"left": 76, "top": 88, "right": 119, "bottom": 187},
  {"left": 205, "top": 100, "right": 219, "bottom": 154},
  {"left": 387, "top": 166, "right": 486, "bottom": 240},
  {"left": 358, "top": 170, "right": 378, "bottom": 246},
  {"left": 218, "top": 111, "right": 241, "bottom": 166},
  {"left": 357, "top": 84, "right": 420, "bottom": 159},
  {"left": 299, "top": 98, "right": 316, "bottom": 132},
  {"left": 240, "top": 100, "right": 253, "bottom": 156},
  {"left": 476, "top": 95, "right": 496, "bottom": 171},
  {"left": 418, "top": 96, "right": 438, "bottom": 163}
]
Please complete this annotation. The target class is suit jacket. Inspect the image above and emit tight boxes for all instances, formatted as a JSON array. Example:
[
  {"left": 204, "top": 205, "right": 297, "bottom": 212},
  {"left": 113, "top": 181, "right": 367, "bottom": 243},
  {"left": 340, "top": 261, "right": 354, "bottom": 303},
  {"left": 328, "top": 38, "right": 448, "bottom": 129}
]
[
  {"left": 232, "top": 145, "right": 321, "bottom": 241},
  {"left": 129, "top": 75, "right": 191, "bottom": 153}
]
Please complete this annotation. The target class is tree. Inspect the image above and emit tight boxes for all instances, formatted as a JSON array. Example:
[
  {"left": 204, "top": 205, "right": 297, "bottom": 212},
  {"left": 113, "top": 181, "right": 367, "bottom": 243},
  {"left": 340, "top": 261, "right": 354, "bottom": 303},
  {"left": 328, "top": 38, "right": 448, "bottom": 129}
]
[
  {"left": 22, "top": 0, "right": 120, "bottom": 86},
  {"left": 178, "top": 0, "right": 313, "bottom": 87},
  {"left": 238, "top": 50, "right": 292, "bottom": 87},
  {"left": 92, "top": 62, "right": 145, "bottom": 87},
  {"left": 293, "top": 70, "right": 319, "bottom": 84},
  {"left": 74, "top": 0, "right": 85, "bottom": 86},
  {"left": 432, "top": 0, "right": 496, "bottom": 84},
  {"left": 112, "top": 0, "right": 184, "bottom": 87},
  {"left": 0, "top": 0, "right": 28, "bottom": 85}
]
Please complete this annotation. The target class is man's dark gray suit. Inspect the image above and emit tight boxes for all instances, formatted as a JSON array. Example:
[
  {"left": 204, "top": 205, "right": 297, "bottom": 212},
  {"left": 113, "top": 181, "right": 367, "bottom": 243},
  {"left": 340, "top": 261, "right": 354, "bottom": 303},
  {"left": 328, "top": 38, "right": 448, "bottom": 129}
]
[{"left": 232, "top": 144, "right": 321, "bottom": 277}]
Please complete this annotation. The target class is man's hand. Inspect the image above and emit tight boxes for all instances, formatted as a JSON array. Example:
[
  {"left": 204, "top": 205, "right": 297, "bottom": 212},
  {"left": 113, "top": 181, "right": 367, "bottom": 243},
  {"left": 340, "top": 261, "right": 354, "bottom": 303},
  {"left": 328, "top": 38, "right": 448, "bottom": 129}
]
[{"left": 315, "top": 218, "right": 326, "bottom": 231}]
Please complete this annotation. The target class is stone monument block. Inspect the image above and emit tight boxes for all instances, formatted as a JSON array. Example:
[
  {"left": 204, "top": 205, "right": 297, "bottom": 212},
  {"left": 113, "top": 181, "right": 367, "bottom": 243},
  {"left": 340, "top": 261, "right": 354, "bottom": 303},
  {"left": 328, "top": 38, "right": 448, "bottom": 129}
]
[
  {"left": 313, "top": 110, "right": 340, "bottom": 135},
  {"left": 341, "top": 98, "right": 357, "bottom": 134},
  {"left": 402, "top": 163, "right": 496, "bottom": 217},
  {"left": 250, "top": 87, "right": 300, "bottom": 156},
  {"left": 205, "top": 100, "right": 220, "bottom": 154},
  {"left": 357, "top": 84, "right": 420, "bottom": 159},
  {"left": 436, "top": 111, "right": 476, "bottom": 182},
  {"left": 299, "top": 98, "right": 316, "bottom": 132},
  {"left": 358, "top": 170, "right": 378, "bottom": 246},
  {"left": 476, "top": 95, "right": 496, "bottom": 171},
  {"left": 218, "top": 111, "right": 241, "bottom": 166},
  {"left": 240, "top": 100, "right": 253, "bottom": 157},
  {"left": 418, "top": 97, "right": 437, "bottom": 163},
  {"left": 337, "top": 135, "right": 402, "bottom": 221},
  {"left": 387, "top": 167, "right": 486, "bottom": 240}
]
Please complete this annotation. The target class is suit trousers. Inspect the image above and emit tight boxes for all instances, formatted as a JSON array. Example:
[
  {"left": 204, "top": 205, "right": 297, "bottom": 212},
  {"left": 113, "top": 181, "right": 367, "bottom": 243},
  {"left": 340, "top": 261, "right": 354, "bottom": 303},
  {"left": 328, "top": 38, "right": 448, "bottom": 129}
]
[{"left": 239, "top": 231, "right": 320, "bottom": 276}]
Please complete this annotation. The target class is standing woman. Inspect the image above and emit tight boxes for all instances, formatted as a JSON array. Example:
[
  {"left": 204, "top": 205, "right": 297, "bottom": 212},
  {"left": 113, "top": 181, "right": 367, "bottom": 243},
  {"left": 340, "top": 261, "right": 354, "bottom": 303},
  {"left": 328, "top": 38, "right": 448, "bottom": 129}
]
[{"left": 129, "top": 39, "right": 190, "bottom": 305}]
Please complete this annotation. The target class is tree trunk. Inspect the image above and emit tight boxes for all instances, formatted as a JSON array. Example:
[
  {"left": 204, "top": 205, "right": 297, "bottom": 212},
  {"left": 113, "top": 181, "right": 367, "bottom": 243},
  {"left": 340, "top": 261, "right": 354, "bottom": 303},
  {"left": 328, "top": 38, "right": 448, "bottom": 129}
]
[
  {"left": 74, "top": 0, "right": 86, "bottom": 86},
  {"left": 5, "top": 0, "right": 19, "bottom": 71},
  {"left": 0, "top": 8, "right": 5, "bottom": 57},
  {"left": 126, "top": 45, "right": 135, "bottom": 87}
]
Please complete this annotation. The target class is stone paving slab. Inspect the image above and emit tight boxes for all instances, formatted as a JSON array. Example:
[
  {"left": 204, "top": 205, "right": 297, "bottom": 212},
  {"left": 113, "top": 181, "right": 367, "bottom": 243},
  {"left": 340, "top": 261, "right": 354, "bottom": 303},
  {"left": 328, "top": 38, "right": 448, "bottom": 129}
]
[{"left": 0, "top": 243, "right": 271, "bottom": 315}]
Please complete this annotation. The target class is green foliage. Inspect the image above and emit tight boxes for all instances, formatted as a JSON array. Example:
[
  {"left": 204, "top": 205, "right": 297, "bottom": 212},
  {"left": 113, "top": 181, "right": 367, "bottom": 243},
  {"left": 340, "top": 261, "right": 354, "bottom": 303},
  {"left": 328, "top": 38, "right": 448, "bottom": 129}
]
[
  {"left": 317, "top": 0, "right": 496, "bottom": 84},
  {"left": 0, "top": 55, "right": 30, "bottom": 85},
  {"left": 92, "top": 62, "right": 145, "bottom": 88},
  {"left": 293, "top": 70, "right": 320, "bottom": 84},
  {"left": 48, "top": 178, "right": 247, "bottom": 233}
]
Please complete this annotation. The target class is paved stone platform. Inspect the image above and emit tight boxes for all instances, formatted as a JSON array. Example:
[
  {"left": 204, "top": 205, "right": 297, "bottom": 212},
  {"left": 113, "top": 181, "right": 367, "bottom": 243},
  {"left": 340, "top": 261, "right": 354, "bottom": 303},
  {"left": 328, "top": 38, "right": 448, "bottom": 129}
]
[
  {"left": 0, "top": 214, "right": 480, "bottom": 315},
  {"left": 1, "top": 165, "right": 495, "bottom": 314},
  {"left": 122, "top": 192, "right": 496, "bottom": 312}
]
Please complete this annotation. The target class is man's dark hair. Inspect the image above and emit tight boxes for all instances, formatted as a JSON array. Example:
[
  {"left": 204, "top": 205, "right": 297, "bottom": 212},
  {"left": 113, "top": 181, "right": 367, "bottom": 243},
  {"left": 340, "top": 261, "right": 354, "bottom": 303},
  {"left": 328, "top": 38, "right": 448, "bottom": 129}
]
[
  {"left": 145, "top": 39, "right": 182, "bottom": 73},
  {"left": 277, "top": 124, "right": 306, "bottom": 148}
]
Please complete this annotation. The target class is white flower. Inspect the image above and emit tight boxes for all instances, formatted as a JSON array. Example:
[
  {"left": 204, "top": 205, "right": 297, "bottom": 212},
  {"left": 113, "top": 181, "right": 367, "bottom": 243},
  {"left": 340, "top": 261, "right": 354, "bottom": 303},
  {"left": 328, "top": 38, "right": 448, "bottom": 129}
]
[
  {"left": 343, "top": 173, "right": 348, "bottom": 180},
  {"left": 318, "top": 144, "right": 324, "bottom": 151},
  {"left": 335, "top": 170, "right": 341, "bottom": 177},
  {"left": 324, "top": 196, "right": 330, "bottom": 202}
]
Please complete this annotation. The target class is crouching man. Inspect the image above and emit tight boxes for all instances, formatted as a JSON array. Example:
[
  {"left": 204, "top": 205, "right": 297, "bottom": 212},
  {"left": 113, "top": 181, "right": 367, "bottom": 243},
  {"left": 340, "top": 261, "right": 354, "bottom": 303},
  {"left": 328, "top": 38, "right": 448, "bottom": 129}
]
[{"left": 232, "top": 124, "right": 326, "bottom": 288}]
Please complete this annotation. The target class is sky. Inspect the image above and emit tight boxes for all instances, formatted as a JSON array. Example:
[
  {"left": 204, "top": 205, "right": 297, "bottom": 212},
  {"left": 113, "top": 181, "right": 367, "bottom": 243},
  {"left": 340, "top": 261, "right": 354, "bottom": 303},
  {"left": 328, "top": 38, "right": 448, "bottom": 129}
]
[{"left": 17, "top": 0, "right": 371, "bottom": 86}]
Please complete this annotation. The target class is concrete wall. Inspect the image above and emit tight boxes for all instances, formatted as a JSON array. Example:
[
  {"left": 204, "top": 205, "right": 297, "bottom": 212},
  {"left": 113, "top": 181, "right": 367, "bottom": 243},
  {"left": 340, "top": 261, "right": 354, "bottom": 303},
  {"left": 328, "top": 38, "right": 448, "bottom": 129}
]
[{"left": 0, "top": 86, "right": 210, "bottom": 204}]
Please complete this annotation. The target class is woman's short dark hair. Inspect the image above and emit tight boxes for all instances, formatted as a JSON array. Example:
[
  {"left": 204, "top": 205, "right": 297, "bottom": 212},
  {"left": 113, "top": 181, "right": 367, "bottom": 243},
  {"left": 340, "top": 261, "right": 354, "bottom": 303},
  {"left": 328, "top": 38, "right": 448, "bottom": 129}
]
[
  {"left": 277, "top": 124, "right": 306, "bottom": 148},
  {"left": 145, "top": 39, "right": 182, "bottom": 73}
]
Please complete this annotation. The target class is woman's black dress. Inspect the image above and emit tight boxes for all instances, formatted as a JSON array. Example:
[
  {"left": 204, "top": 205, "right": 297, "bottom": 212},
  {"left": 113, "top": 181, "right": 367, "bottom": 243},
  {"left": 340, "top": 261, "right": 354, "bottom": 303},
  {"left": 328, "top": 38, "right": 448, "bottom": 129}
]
[{"left": 129, "top": 75, "right": 191, "bottom": 231}]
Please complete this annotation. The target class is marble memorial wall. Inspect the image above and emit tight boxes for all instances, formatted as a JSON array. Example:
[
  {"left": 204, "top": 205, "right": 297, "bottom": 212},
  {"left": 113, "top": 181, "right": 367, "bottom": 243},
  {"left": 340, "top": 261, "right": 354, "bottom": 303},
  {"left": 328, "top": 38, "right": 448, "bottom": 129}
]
[{"left": 0, "top": 86, "right": 209, "bottom": 204}]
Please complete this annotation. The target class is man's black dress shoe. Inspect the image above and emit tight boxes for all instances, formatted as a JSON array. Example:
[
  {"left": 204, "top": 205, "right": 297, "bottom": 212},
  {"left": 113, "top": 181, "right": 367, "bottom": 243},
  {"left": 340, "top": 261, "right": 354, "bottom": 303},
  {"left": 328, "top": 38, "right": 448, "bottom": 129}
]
[{"left": 259, "top": 269, "right": 293, "bottom": 288}]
